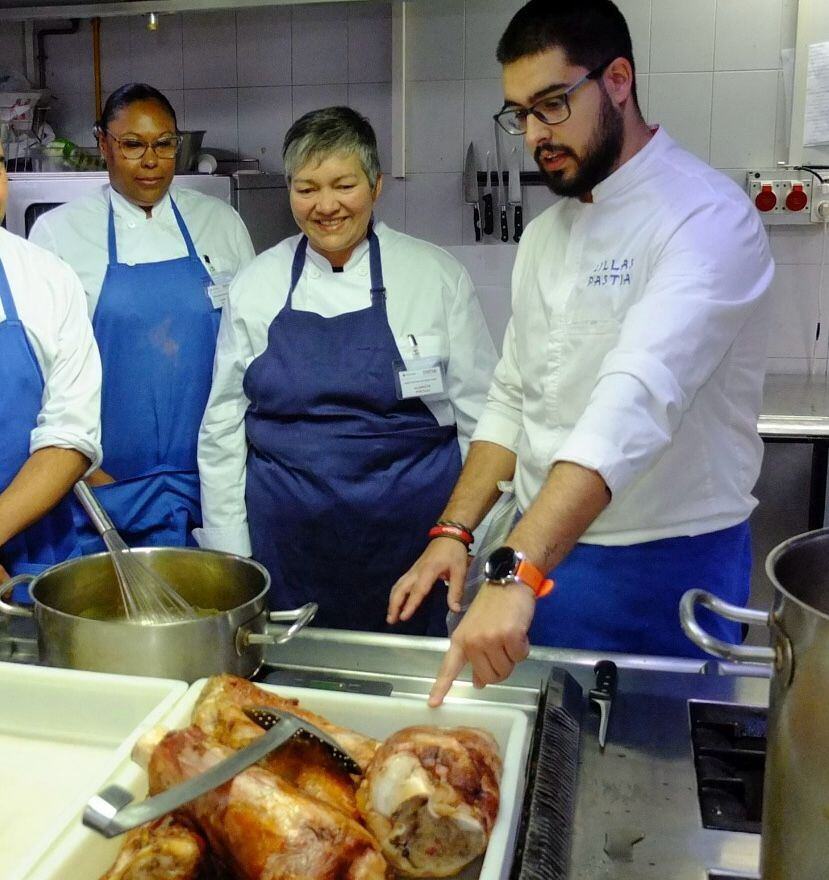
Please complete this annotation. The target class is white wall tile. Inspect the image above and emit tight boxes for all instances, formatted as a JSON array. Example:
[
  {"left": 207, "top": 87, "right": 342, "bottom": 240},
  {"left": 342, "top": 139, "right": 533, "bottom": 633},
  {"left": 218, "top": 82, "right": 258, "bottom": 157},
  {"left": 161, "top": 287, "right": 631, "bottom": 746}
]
[
  {"left": 766, "top": 357, "right": 820, "bottom": 374},
  {"left": 183, "top": 87, "right": 238, "bottom": 154},
  {"left": 406, "top": 0, "right": 464, "bottom": 82},
  {"left": 291, "top": 4, "right": 349, "bottom": 86},
  {"left": 650, "top": 0, "right": 715, "bottom": 73},
  {"left": 43, "top": 20, "right": 94, "bottom": 96},
  {"left": 614, "top": 0, "right": 652, "bottom": 74},
  {"left": 648, "top": 73, "right": 712, "bottom": 162},
  {"left": 348, "top": 2, "right": 392, "bottom": 84},
  {"left": 446, "top": 243, "right": 517, "bottom": 287},
  {"left": 131, "top": 14, "right": 184, "bottom": 92},
  {"left": 237, "top": 86, "right": 292, "bottom": 172},
  {"left": 765, "top": 264, "right": 822, "bottom": 359},
  {"left": 773, "top": 69, "right": 790, "bottom": 165},
  {"left": 407, "top": 79, "right": 464, "bottom": 173},
  {"left": 182, "top": 12, "right": 236, "bottom": 89},
  {"left": 348, "top": 81, "right": 392, "bottom": 172},
  {"left": 462, "top": 77, "right": 504, "bottom": 169},
  {"left": 46, "top": 91, "right": 97, "bottom": 147},
  {"left": 291, "top": 84, "right": 348, "bottom": 122},
  {"left": 710, "top": 70, "right": 778, "bottom": 168},
  {"left": 471, "top": 284, "right": 511, "bottom": 351},
  {"left": 236, "top": 7, "right": 292, "bottom": 88},
  {"left": 463, "top": 0, "right": 524, "bottom": 81},
  {"left": 374, "top": 173, "right": 405, "bottom": 230},
  {"left": 100, "top": 17, "right": 132, "bottom": 95},
  {"left": 780, "top": 0, "right": 798, "bottom": 50},
  {"left": 714, "top": 0, "right": 782, "bottom": 70},
  {"left": 770, "top": 226, "right": 829, "bottom": 265},
  {"left": 523, "top": 183, "right": 557, "bottom": 225},
  {"left": 405, "top": 172, "right": 462, "bottom": 245},
  {"left": 0, "top": 22, "right": 25, "bottom": 78},
  {"left": 636, "top": 73, "right": 649, "bottom": 120}
]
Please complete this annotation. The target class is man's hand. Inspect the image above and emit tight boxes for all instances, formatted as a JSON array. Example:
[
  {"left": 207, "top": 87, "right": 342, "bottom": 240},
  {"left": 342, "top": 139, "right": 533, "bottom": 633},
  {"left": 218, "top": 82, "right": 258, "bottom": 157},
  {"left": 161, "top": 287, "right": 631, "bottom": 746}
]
[
  {"left": 428, "top": 582, "right": 535, "bottom": 706},
  {"left": 387, "top": 538, "right": 470, "bottom": 624},
  {"left": 0, "top": 564, "right": 9, "bottom": 583}
]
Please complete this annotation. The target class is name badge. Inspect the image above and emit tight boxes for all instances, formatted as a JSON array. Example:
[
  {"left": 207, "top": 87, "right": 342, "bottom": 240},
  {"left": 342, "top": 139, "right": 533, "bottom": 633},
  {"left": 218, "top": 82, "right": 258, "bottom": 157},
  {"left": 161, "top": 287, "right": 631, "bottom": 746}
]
[
  {"left": 394, "top": 355, "right": 447, "bottom": 400},
  {"left": 204, "top": 271, "right": 234, "bottom": 310}
]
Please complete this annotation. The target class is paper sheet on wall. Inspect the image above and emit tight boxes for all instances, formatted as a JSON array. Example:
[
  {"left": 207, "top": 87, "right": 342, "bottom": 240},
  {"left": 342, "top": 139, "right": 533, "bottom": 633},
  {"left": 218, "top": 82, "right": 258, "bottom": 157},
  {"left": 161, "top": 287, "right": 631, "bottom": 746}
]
[{"left": 803, "top": 41, "right": 829, "bottom": 147}]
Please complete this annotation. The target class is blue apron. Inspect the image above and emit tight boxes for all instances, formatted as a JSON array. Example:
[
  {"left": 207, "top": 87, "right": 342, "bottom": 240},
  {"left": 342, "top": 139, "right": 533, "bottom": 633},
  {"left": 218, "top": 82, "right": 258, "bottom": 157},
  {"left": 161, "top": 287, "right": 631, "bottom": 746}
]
[
  {"left": 0, "top": 257, "right": 81, "bottom": 601},
  {"left": 528, "top": 520, "right": 752, "bottom": 657},
  {"left": 75, "top": 198, "right": 217, "bottom": 551},
  {"left": 243, "top": 230, "right": 461, "bottom": 633}
]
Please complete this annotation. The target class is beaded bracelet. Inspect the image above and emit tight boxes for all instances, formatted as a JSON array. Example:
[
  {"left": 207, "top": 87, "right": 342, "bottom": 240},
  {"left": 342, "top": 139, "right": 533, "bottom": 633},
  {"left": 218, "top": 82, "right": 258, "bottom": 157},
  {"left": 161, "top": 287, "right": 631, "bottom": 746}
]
[{"left": 428, "top": 522, "right": 474, "bottom": 547}]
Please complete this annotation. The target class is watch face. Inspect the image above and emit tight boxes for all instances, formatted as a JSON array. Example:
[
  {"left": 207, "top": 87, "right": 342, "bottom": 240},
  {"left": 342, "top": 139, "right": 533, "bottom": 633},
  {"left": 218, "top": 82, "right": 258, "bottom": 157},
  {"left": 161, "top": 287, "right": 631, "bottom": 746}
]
[{"left": 486, "top": 546, "right": 518, "bottom": 582}]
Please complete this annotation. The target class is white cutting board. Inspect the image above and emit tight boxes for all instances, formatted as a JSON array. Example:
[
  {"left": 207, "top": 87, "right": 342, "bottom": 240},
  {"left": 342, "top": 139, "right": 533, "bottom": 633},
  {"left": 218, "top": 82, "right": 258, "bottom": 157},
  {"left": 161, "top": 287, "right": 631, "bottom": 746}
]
[
  {"left": 0, "top": 662, "right": 187, "bottom": 880},
  {"left": 23, "top": 680, "right": 531, "bottom": 880}
]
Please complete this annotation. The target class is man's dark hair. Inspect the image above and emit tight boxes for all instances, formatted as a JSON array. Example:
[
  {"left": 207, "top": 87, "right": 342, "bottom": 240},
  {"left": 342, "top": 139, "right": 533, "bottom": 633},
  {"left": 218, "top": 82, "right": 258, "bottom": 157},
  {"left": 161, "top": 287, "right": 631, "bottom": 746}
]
[
  {"left": 97, "top": 83, "right": 178, "bottom": 131},
  {"left": 497, "top": 0, "right": 638, "bottom": 107}
]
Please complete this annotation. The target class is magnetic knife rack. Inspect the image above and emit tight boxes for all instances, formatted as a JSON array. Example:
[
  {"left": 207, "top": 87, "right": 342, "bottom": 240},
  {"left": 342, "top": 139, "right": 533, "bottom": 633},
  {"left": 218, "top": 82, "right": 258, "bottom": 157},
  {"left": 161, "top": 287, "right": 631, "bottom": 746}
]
[{"left": 477, "top": 171, "right": 547, "bottom": 186}]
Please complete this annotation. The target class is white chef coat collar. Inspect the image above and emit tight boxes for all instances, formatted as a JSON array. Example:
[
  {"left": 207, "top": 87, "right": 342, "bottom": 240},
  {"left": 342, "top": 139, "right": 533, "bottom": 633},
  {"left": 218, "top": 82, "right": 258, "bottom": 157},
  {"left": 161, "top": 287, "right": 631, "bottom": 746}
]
[
  {"left": 107, "top": 183, "right": 173, "bottom": 221},
  {"left": 304, "top": 220, "right": 387, "bottom": 273},
  {"left": 589, "top": 125, "right": 666, "bottom": 203}
]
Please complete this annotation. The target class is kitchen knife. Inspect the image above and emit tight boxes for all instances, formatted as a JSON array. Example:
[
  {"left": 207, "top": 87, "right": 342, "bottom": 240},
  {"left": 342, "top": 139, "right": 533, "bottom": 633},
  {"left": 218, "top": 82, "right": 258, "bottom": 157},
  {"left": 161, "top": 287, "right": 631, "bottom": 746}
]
[
  {"left": 463, "top": 141, "right": 482, "bottom": 242},
  {"left": 493, "top": 122, "right": 509, "bottom": 242},
  {"left": 588, "top": 659, "right": 618, "bottom": 750},
  {"left": 507, "top": 146, "right": 523, "bottom": 243},
  {"left": 482, "top": 150, "right": 494, "bottom": 235}
]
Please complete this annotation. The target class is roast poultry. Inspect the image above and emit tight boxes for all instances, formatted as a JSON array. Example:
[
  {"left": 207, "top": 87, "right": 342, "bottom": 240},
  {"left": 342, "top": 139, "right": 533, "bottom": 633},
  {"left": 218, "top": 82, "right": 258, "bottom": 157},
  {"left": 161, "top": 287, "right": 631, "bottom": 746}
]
[
  {"left": 140, "top": 725, "right": 390, "bottom": 880},
  {"left": 356, "top": 726, "right": 502, "bottom": 878},
  {"left": 98, "top": 675, "right": 502, "bottom": 880}
]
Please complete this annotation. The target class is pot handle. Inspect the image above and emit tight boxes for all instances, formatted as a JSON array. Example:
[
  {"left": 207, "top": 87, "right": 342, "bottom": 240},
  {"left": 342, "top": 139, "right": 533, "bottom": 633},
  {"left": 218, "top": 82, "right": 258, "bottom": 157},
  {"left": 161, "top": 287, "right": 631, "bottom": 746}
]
[
  {"left": 245, "top": 602, "right": 318, "bottom": 647},
  {"left": 0, "top": 576, "right": 36, "bottom": 619},
  {"left": 679, "top": 588, "right": 775, "bottom": 663}
]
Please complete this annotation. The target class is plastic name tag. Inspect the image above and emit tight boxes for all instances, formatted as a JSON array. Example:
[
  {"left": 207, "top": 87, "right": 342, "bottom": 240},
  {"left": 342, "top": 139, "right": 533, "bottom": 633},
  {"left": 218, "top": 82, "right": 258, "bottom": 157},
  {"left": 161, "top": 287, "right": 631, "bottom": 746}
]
[
  {"left": 394, "top": 355, "right": 447, "bottom": 400},
  {"left": 205, "top": 271, "right": 234, "bottom": 310}
]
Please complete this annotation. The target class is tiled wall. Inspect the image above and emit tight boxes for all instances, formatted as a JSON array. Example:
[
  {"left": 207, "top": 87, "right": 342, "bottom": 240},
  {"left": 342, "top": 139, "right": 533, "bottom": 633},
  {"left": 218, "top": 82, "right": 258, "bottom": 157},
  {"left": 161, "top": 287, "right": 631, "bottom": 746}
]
[{"left": 3, "top": 0, "right": 828, "bottom": 371}]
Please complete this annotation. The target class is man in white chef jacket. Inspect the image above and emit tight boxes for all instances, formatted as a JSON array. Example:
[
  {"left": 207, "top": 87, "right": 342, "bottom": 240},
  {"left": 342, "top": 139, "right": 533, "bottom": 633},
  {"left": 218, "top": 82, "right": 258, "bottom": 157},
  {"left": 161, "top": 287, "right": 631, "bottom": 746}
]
[{"left": 388, "top": 0, "right": 774, "bottom": 704}]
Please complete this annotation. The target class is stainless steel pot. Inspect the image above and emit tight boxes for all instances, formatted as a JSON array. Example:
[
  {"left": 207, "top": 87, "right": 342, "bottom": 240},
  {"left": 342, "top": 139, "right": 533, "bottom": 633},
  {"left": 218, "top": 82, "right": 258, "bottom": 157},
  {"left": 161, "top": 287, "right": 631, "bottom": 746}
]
[
  {"left": 0, "top": 547, "right": 316, "bottom": 682},
  {"left": 680, "top": 528, "right": 829, "bottom": 880}
]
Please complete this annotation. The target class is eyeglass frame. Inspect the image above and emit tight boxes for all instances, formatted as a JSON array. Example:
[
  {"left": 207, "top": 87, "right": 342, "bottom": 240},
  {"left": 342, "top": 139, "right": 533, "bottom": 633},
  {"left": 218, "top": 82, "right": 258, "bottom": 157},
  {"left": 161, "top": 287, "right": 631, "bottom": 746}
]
[
  {"left": 493, "top": 59, "right": 613, "bottom": 135},
  {"left": 96, "top": 127, "right": 182, "bottom": 161}
]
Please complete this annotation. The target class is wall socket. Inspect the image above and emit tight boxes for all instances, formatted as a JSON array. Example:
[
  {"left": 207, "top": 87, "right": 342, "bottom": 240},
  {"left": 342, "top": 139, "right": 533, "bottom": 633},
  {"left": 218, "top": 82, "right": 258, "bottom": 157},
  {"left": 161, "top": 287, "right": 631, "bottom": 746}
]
[
  {"left": 746, "top": 169, "right": 814, "bottom": 225},
  {"left": 812, "top": 182, "right": 829, "bottom": 224}
]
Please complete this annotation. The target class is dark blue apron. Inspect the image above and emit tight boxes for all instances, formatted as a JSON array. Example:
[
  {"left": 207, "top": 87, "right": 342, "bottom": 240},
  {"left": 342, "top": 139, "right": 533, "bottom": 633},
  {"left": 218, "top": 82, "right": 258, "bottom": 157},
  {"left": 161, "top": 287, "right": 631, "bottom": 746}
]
[
  {"left": 0, "top": 257, "right": 81, "bottom": 601},
  {"left": 243, "top": 230, "right": 461, "bottom": 633},
  {"left": 528, "top": 520, "right": 752, "bottom": 657},
  {"left": 75, "top": 197, "right": 217, "bottom": 551}
]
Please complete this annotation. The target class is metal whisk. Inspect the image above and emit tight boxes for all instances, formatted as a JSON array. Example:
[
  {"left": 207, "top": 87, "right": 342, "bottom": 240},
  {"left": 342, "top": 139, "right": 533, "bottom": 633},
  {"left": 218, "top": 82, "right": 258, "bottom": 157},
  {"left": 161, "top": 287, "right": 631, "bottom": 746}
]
[{"left": 73, "top": 481, "right": 197, "bottom": 623}]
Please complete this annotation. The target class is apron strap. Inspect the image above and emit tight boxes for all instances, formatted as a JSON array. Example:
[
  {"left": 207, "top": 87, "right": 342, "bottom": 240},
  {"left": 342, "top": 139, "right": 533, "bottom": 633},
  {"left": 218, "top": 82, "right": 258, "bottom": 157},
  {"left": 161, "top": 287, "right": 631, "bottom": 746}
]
[
  {"left": 0, "top": 257, "right": 20, "bottom": 321},
  {"left": 286, "top": 236, "right": 309, "bottom": 306},
  {"left": 169, "top": 197, "right": 201, "bottom": 261},
  {"left": 107, "top": 199, "right": 119, "bottom": 267}
]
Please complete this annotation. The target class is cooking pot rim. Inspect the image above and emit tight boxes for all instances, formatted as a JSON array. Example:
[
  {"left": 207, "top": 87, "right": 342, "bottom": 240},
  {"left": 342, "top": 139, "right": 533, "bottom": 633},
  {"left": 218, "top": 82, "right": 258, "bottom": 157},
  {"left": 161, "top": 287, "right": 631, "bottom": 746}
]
[
  {"left": 765, "top": 526, "right": 829, "bottom": 623},
  {"left": 28, "top": 546, "right": 271, "bottom": 625}
]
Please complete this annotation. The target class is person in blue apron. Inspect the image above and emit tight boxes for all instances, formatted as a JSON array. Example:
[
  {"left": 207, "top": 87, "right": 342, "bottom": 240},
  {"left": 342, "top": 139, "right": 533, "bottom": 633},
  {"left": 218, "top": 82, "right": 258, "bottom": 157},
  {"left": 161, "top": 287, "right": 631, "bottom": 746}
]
[
  {"left": 196, "top": 107, "right": 497, "bottom": 633},
  {"left": 388, "top": 0, "right": 774, "bottom": 705},
  {"left": 0, "top": 146, "right": 102, "bottom": 600},
  {"left": 28, "top": 84, "right": 255, "bottom": 552}
]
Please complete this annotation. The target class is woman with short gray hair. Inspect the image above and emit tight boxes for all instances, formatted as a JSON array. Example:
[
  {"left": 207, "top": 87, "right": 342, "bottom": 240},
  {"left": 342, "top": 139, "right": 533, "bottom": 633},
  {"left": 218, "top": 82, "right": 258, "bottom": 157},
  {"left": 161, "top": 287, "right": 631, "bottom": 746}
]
[{"left": 197, "top": 106, "right": 497, "bottom": 635}]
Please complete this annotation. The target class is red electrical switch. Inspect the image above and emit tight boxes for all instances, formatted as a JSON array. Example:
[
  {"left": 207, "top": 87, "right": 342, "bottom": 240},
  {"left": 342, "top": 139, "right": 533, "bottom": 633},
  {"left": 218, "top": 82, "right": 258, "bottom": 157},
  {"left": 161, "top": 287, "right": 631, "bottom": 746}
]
[
  {"left": 785, "top": 183, "right": 808, "bottom": 212},
  {"left": 755, "top": 184, "right": 777, "bottom": 212}
]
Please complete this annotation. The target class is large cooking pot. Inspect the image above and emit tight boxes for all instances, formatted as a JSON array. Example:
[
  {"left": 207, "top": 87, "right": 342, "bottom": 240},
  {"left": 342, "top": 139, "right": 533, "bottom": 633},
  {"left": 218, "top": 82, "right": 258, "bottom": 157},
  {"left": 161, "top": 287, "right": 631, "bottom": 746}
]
[
  {"left": 680, "top": 528, "right": 829, "bottom": 880},
  {"left": 0, "top": 547, "right": 317, "bottom": 682}
]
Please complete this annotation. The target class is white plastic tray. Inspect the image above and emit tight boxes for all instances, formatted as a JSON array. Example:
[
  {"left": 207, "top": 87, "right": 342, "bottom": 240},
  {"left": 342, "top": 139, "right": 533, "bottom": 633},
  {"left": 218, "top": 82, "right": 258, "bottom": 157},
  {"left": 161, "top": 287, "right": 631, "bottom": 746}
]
[
  {"left": 24, "top": 680, "right": 531, "bottom": 880},
  {"left": 0, "top": 662, "right": 187, "bottom": 880}
]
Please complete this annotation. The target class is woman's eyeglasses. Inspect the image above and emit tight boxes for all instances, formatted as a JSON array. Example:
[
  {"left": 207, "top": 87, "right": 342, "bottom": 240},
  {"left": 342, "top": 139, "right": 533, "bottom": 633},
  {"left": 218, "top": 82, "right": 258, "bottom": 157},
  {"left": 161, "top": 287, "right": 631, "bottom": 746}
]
[{"left": 101, "top": 130, "right": 182, "bottom": 160}]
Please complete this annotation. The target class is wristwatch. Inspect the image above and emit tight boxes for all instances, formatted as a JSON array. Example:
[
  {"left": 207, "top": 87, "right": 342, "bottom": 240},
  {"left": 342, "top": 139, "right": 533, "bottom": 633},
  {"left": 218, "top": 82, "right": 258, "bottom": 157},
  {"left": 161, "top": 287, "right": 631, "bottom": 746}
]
[{"left": 484, "top": 546, "right": 554, "bottom": 598}]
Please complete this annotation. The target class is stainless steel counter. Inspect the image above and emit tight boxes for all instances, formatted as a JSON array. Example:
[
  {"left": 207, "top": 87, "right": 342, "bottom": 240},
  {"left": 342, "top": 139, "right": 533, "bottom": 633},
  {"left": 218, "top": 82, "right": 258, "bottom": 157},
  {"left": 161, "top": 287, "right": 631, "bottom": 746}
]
[{"left": 759, "top": 373, "right": 829, "bottom": 530}]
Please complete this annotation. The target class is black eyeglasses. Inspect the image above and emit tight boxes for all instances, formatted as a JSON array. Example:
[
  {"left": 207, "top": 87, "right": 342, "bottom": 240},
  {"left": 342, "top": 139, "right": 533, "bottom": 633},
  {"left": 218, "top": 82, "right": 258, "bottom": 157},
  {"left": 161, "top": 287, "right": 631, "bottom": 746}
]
[
  {"left": 494, "top": 61, "right": 612, "bottom": 135},
  {"left": 101, "top": 129, "right": 181, "bottom": 160}
]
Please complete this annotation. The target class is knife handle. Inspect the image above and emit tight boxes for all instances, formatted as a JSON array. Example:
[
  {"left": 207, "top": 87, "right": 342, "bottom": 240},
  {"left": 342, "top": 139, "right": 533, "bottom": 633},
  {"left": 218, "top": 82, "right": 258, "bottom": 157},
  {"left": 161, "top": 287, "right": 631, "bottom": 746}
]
[
  {"left": 499, "top": 205, "right": 509, "bottom": 242},
  {"left": 593, "top": 659, "right": 618, "bottom": 698},
  {"left": 472, "top": 203, "right": 482, "bottom": 242},
  {"left": 513, "top": 205, "right": 523, "bottom": 243},
  {"left": 482, "top": 192, "right": 494, "bottom": 235}
]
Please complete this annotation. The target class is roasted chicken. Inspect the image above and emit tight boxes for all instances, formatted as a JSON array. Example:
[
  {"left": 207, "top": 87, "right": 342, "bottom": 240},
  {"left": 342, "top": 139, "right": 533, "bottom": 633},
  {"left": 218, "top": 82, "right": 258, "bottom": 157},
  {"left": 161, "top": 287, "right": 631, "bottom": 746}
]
[
  {"left": 142, "top": 725, "right": 390, "bottom": 880},
  {"left": 356, "top": 726, "right": 502, "bottom": 878}
]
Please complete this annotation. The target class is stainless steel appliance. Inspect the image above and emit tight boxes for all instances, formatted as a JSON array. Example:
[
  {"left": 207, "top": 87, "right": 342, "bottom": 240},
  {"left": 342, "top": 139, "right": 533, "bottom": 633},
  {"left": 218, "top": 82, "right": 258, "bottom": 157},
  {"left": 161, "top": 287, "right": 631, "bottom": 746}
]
[{"left": 4, "top": 170, "right": 295, "bottom": 253}]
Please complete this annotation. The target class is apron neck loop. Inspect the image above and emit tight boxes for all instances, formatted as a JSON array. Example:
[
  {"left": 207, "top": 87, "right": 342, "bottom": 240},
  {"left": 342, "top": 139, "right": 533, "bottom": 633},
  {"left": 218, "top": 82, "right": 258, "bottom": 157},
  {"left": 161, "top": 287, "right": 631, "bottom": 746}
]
[
  {"left": 287, "top": 236, "right": 310, "bottom": 305},
  {"left": 107, "top": 199, "right": 119, "bottom": 267},
  {"left": 0, "top": 258, "right": 18, "bottom": 321},
  {"left": 367, "top": 224, "right": 386, "bottom": 305},
  {"left": 107, "top": 194, "right": 197, "bottom": 268}
]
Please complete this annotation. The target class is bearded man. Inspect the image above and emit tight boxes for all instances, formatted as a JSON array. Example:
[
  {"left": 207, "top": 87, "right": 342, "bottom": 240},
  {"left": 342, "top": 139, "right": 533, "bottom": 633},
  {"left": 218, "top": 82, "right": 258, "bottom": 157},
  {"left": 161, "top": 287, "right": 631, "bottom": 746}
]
[{"left": 389, "top": 0, "right": 774, "bottom": 704}]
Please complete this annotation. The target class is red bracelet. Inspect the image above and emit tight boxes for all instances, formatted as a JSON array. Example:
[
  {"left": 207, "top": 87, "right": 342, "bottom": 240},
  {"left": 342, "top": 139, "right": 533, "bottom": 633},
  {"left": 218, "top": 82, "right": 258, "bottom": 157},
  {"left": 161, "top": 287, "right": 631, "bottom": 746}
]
[{"left": 428, "top": 523, "right": 474, "bottom": 546}]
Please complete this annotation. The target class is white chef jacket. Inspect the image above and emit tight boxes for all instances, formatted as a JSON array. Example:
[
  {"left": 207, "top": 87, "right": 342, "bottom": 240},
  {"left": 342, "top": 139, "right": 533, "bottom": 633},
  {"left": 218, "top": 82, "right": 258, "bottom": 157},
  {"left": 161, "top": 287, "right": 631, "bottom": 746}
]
[
  {"left": 28, "top": 184, "right": 255, "bottom": 314},
  {"left": 197, "top": 221, "right": 498, "bottom": 555},
  {"left": 472, "top": 127, "right": 774, "bottom": 544},
  {"left": 0, "top": 227, "right": 102, "bottom": 468}
]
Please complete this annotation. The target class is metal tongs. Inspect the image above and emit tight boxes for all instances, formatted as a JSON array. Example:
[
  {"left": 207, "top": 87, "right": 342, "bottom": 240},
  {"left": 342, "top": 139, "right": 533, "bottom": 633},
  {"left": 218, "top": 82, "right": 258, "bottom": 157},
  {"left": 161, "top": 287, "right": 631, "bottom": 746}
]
[{"left": 83, "top": 707, "right": 361, "bottom": 838}]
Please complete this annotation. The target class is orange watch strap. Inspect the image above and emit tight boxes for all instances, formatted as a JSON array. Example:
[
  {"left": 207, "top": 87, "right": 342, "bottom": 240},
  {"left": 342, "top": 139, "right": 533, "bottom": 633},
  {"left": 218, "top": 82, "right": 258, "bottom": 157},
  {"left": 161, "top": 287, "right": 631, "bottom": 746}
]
[{"left": 515, "top": 558, "right": 555, "bottom": 598}]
